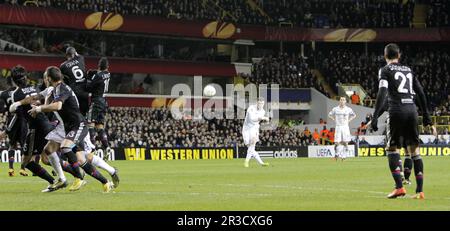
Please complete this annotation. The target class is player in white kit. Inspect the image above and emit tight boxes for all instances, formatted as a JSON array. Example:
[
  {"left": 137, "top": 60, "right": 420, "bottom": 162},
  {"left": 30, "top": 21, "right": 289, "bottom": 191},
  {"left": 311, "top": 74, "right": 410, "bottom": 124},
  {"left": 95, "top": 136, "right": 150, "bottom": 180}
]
[
  {"left": 242, "top": 97, "right": 270, "bottom": 167},
  {"left": 328, "top": 97, "right": 356, "bottom": 161}
]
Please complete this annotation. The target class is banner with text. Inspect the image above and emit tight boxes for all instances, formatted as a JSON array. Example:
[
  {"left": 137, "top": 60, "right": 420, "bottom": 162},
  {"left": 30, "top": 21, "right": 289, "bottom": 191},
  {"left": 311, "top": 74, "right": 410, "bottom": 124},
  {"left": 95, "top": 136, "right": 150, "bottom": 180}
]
[
  {"left": 237, "top": 146, "right": 308, "bottom": 159},
  {"left": 357, "top": 145, "right": 450, "bottom": 157},
  {"left": 118, "top": 147, "right": 236, "bottom": 160},
  {"left": 308, "top": 145, "right": 356, "bottom": 158}
]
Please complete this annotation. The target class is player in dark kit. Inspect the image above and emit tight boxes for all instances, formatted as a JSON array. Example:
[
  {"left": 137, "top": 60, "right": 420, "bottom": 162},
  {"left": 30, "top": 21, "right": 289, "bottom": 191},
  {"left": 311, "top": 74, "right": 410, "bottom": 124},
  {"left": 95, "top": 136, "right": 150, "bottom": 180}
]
[
  {"left": 60, "top": 47, "right": 89, "bottom": 117},
  {"left": 370, "top": 43, "right": 433, "bottom": 199},
  {"left": 28, "top": 66, "right": 114, "bottom": 192},
  {"left": 87, "top": 57, "right": 120, "bottom": 187},
  {"left": 0, "top": 76, "right": 28, "bottom": 176},
  {"left": 87, "top": 57, "right": 110, "bottom": 150},
  {"left": 7, "top": 65, "right": 59, "bottom": 190}
]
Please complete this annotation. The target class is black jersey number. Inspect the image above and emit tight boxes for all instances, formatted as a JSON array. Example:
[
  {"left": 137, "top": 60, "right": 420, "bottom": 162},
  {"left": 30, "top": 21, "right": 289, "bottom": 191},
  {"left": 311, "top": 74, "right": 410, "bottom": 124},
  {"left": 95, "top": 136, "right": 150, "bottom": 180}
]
[
  {"left": 394, "top": 72, "right": 414, "bottom": 95},
  {"left": 71, "top": 66, "right": 84, "bottom": 80}
]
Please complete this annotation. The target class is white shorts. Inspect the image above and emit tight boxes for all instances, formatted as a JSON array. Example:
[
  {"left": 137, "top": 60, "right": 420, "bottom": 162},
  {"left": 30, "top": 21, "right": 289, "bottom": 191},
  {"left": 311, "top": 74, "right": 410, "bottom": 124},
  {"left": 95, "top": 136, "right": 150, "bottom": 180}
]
[
  {"left": 242, "top": 127, "right": 259, "bottom": 146},
  {"left": 46, "top": 124, "right": 95, "bottom": 155},
  {"left": 45, "top": 123, "right": 65, "bottom": 144},
  {"left": 335, "top": 126, "right": 351, "bottom": 143},
  {"left": 83, "top": 133, "right": 95, "bottom": 156}
]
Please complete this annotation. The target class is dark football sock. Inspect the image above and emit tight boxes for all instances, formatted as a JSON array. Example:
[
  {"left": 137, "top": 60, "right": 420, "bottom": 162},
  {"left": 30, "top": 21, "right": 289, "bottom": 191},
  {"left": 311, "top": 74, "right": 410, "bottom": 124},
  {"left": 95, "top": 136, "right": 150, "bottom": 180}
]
[
  {"left": 80, "top": 161, "right": 108, "bottom": 184},
  {"left": 8, "top": 150, "right": 15, "bottom": 169},
  {"left": 97, "top": 128, "right": 109, "bottom": 149},
  {"left": 60, "top": 159, "right": 77, "bottom": 177},
  {"left": 26, "top": 161, "right": 54, "bottom": 184},
  {"left": 403, "top": 155, "right": 413, "bottom": 180},
  {"left": 387, "top": 152, "right": 403, "bottom": 189},
  {"left": 34, "top": 155, "right": 40, "bottom": 164},
  {"left": 64, "top": 150, "right": 84, "bottom": 179},
  {"left": 413, "top": 155, "right": 424, "bottom": 193}
]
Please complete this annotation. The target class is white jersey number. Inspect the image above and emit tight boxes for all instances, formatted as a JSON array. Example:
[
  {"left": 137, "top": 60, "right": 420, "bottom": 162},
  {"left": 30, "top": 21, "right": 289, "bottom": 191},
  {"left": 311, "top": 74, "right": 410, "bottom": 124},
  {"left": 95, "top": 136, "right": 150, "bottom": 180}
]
[
  {"left": 71, "top": 66, "right": 84, "bottom": 80},
  {"left": 394, "top": 72, "right": 414, "bottom": 95}
]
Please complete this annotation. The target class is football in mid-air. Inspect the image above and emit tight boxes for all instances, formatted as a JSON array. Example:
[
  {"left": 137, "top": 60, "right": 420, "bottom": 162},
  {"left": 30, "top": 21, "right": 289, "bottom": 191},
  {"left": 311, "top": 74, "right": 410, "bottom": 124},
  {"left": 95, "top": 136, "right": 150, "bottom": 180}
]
[{"left": 203, "top": 85, "right": 216, "bottom": 97}]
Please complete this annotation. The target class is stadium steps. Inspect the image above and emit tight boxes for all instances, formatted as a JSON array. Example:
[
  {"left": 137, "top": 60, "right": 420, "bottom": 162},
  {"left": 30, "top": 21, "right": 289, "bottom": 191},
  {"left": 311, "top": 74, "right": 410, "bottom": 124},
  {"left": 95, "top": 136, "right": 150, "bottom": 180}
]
[
  {"left": 412, "top": 4, "right": 428, "bottom": 28},
  {"left": 311, "top": 69, "right": 336, "bottom": 98}
]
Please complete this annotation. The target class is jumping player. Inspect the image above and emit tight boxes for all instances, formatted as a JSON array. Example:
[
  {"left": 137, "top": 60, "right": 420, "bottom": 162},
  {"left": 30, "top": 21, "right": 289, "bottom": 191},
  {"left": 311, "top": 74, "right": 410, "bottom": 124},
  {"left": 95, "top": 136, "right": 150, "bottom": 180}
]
[
  {"left": 87, "top": 57, "right": 111, "bottom": 154},
  {"left": 59, "top": 47, "right": 89, "bottom": 117}
]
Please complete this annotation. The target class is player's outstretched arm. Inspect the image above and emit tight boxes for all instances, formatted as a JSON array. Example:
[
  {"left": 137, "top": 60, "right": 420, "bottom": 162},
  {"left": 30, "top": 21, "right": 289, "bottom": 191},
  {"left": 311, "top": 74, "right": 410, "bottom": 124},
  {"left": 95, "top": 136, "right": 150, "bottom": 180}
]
[
  {"left": 28, "top": 101, "right": 62, "bottom": 117},
  {"left": 9, "top": 94, "right": 43, "bottom": 112}
]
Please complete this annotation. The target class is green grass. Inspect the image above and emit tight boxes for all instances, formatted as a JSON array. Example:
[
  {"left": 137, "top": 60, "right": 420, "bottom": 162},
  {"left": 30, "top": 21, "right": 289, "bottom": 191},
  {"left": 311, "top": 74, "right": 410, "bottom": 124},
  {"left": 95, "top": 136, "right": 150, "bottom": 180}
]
[{"left": 1, "top": 157, "right": 450, "bottom": 211}]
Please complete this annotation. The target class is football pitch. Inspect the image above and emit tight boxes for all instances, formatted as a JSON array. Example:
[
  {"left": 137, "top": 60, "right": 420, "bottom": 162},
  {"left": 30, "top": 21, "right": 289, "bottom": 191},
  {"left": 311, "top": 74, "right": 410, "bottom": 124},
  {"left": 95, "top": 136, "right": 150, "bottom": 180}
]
[{"left": 1, "top": 157, "right": 450, "bottom": 211}]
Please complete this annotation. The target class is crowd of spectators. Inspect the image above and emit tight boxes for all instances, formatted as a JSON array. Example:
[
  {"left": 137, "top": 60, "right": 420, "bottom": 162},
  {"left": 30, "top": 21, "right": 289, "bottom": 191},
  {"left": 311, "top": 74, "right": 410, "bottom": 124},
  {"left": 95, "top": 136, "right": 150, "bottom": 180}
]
[
  {"left": 262, "top": 0, "right": 415, "bottom": 28},
  {"left": 318, "top": 45, "right": 450, "bottom": 112},
  {"left": 103, "top": 107, "right": 318, "bottom": 148},
  {"left": 243, "top": 52, "right": 330, "bottom": 96},
  {"left": 318, "top": 48, "right": 382, "bottom": 103},
  {"left": 427, "top": 0, "right": 450, "bottom": 27},
  {"left": 3, "top": 0, "right": 423, "bottom": 28},
  {"left": 3, "top": 0, "right": 264, "bottom": 25}
]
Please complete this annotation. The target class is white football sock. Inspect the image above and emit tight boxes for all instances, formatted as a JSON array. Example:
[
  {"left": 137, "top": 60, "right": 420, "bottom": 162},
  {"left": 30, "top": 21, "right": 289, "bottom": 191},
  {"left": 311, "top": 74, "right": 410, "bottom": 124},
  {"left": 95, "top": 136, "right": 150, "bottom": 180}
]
[
  {"left": 91, "top": 155, "right": 115, "bottom": 175},
  {"left": 246, "top": 145, "right": 255, "bottom": 163},
  {"left": 248, "top": 144, "right": 264, "bottom": 164},
  {"left": 48, "top": 152, "right": 66, "bottom": 182},
  {"left": 253, "top": 151, "right": 264, "bottom": 165}
]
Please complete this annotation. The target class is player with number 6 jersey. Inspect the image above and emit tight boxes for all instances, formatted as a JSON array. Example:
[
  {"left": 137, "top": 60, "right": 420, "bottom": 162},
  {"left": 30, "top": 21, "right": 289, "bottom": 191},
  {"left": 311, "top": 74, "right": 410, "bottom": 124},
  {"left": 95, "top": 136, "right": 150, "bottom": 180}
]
[{"left": 59, "top": 47, "right": 89, "bottom": 117}]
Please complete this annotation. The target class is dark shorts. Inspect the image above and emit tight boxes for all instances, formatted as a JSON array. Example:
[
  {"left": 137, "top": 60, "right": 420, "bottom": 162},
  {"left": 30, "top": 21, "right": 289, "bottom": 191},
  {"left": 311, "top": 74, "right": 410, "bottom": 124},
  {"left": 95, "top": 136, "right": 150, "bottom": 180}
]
[
  {"left": 73, "top": 85, "right": 89, "bottom": 117},
  {"left": 88, "top": 97, "right": 107, "bottom": 124},
  {"left": 385, "top": 111, "right": 420, "bottom": 149},
  {"left": 6, "top": 116, "right": 28, "bottom": 148},
  {"left": 65, "top": 122, "right": 89, "bottom": 151},
  {"left": 23, "top": 129, "right": 47, "bottom": 156}
]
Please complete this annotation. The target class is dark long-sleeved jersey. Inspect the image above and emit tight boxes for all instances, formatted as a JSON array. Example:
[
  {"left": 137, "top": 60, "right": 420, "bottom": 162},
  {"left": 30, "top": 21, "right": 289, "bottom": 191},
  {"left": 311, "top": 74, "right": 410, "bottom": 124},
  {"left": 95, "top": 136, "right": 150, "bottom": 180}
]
[{"left": 87, "top": 70, "right": 110, "bottom": 98}]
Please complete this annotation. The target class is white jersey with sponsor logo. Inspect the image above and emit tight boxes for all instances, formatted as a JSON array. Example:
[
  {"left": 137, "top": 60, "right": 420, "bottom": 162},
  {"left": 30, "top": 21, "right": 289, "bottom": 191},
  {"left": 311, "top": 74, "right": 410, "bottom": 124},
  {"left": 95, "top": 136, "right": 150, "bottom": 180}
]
[
  {"left": 328, "top": 105, "right": 355, "bottom": 127},
  {"left": 243, "top": 104, "right": 265, "bottom": 130}
]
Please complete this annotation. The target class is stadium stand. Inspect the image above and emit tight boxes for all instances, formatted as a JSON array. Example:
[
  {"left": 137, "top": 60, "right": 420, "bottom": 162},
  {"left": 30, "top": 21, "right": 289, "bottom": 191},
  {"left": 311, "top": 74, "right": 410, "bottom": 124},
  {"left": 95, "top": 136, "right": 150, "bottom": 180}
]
[
  {"left": 3, "top": 0, "right": 422, "bottom": 28},
  {"left": 316, "top": 44, "right": 450, "bottom": 111},
  {"left": 104, "top": 107, "right": 316, "bottom": 148}
]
